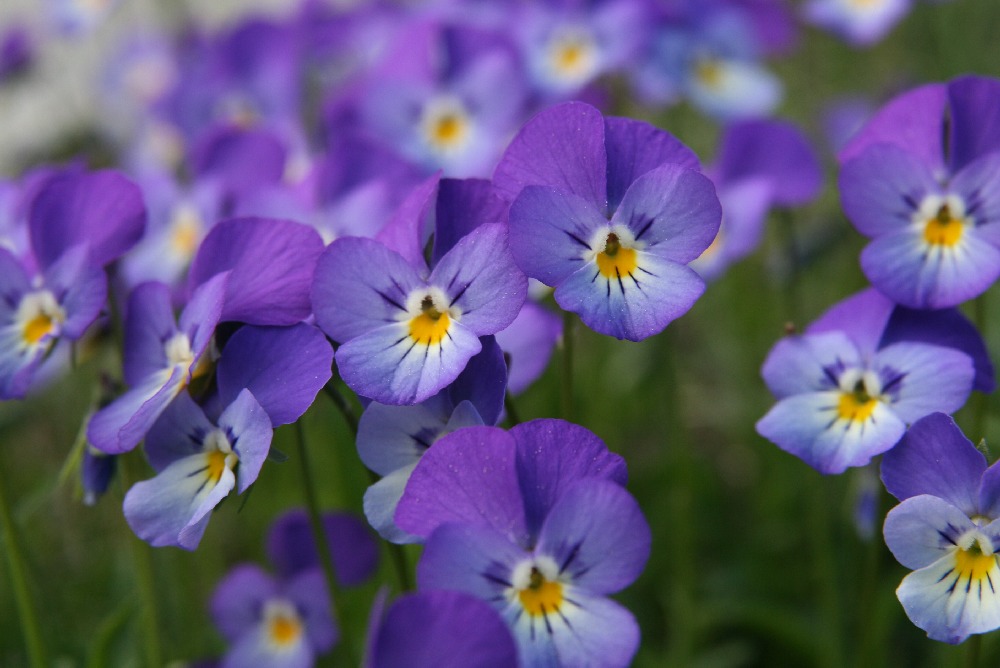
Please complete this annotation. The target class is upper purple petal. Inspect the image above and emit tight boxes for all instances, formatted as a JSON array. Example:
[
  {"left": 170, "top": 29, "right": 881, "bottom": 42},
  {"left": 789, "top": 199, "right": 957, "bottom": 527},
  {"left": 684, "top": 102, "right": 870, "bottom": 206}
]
[
  {"left": 266, "top": 509, "right": 380, "bottom": 587},
  {"left": 189, "top": 217, "right": 324, "bottom": 326},
  {"left": 431, "top": 178, "right": 507, "bottom": 265},
  {"left": 29, "top": 170, "right": 145, "bottom": 269},
  {"left": 947, "top": 76, "right": 1000, "bottom": 174}
]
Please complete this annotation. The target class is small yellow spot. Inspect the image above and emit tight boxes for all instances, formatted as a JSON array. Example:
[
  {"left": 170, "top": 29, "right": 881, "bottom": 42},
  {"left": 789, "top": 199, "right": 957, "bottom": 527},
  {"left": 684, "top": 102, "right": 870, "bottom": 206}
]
[
  {"left": 518, "top": 567, "right": 564, "bottom": 617},
  {"left": 408, "top": 296, "right": 451, "bottom": 346},
  {"left": 23, "top": 313, "right": 55, "bottom": 345},
  {"left": 695, "top": 59, "right": 723, "bottom": 87},
  {"left": 837, "top": 381, "right": 878, "bottom": 422},
  {"left": 170, "top": 208, "right": 202, "bottom": 256},
  {"left": 923, "top": 204, "right": 964, "bottom": 247},
  {"left": 554, "top": 42, "right": 585, "bottom": 75},
  {"left": 268, "top": 611, "right": 303, "bottom": 646},
  {"left": 955, "top": 546, "right": 997, "bottom": 583},
  {"left": 432, "top": 114, "right": 465, "bottom": 146},
  {"left": 205, "top": 449, "right": 229, "bottom": 484},
  {"left": 595, "top": 233, "right": 638, "bottom": 279}
]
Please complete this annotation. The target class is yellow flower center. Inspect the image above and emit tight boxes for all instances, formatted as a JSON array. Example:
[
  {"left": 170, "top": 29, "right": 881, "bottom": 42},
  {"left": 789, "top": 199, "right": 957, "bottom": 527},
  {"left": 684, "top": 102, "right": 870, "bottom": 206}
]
[
  {"left": 23, "top": 313, "right": 56, "bottom": 345},
  {"left": 923, "top": 203, "right": 964, "bottom": 247},
  {"left": 203, "top": 429, "right": 237, "bottom": 484},
  {"left": 955, "top": 544, "right": 997, "bottom": 583},
  {"left": 16, "top": 291, "right": 65, "bottom": 348},
  {"left": 408, "top": 295, "right": 451, "bottom": 346},
  {"left": 695, "top": 59, "right": 723, "bottom": 87},
  {"left": 421, "top": 98, "right": 471, "bottom": 154},
  {"left": 518, "top": 567, "right": 564, "bottom": 617},
  {"left": 264, "top": 600, "right": 303, "bottom": 648},
  {"left": 837, "top": 379, "right": 879, "bottom": 422},
  {"left": 170, "top": 205, "right": 202, "bottom": 257},
  {"left": 595, "top": 233, "right": 639, "bottom": 279}
]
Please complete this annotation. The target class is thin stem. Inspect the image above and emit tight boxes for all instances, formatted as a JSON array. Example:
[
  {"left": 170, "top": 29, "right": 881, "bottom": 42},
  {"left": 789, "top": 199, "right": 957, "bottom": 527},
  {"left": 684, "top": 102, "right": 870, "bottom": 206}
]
[
  {"left": 323, "top": 382, "right": 358, "bottom": 435},
  {"left": 776, "top": 209, "right": 802, "bottom": 327},
  {"left": 0, "top": 463, "right": 47, "bottom": 668},
  {"left": 294, "top": 419, "right": 356, "bottom": 664},
  {"left": 120, "top": 452, "right": 163, "bottom": 668},
  {"left": 560, "top": 311, "right": 575, "bottom": 421}
]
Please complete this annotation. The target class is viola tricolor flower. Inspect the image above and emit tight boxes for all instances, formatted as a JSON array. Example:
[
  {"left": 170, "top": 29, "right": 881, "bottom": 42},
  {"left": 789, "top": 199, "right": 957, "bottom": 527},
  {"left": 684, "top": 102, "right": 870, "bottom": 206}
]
[
  {"left": 122, "top": 389, "right": 271, "bottom": 550},
  {"left": 838, "top": 76, "right": 1000, "bottom": 309},
  {"left": 803, "top": 0, "right": 911, "bottom": 46},
  {"left": 882, "top": 413, "right": 1000, "bottom": 643},
  {"left": 756, "top": 288, "right": 981, "bottom": 473},
  {"left": 211, "top": 564, "right": 337, "bottom": 668},
  {"left": 87, "top": 275, "right": 227, "bottom": 454},
  {"left": 396, "top": 419, "right": 649, "bottom": 667},
  {"left": 496, "top": 101, "right": 720, "bottom": 341},
  {"left": 312, "top": 199, "right": 525, "bottom": 404}
]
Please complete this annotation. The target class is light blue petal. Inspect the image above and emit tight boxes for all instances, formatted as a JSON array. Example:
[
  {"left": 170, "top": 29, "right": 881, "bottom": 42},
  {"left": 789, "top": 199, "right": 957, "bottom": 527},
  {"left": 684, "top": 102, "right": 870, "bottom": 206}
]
[{"left": 884, "top": 495, "right": 976, "bottom": 570}]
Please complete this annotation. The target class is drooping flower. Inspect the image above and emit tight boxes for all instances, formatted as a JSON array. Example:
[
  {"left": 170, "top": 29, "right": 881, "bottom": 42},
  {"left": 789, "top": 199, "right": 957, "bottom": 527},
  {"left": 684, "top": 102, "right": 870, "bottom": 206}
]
[
  {"left": 496, "top": 101, "right": 719, "bottom": 341},
  {"left": 396, "top": 419, "right": 649, "bottom": 667},
  {"left": 756, "top": 288, "right": 980, "bottom": 473},
  {"left": 882, "top": 412, "right": 1000, "bottom": 643}
]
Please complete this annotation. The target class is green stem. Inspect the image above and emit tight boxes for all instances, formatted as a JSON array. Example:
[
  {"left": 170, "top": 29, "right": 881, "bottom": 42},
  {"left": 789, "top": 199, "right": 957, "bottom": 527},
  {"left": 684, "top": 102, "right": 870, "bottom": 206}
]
[
  {"left": 807, "top": 476, "right": 844, "bottom": 668},
  {"left": 323, "top": 382, "right": 359, "bottom": 435},
  {"left": 120, "top": 453, "right": 164, "bottom": 668},
  {"left": 965, "top": 633, "right": 982, "bottom": 668},
  {"left": 0, "top": 464, "right": 47, "bottom": 668},
  {"left": 560, "top": 311, "right": 575, "bottom": 421},
  {"left": 294, "top": 419, "right": 356, "bottom": 664}
]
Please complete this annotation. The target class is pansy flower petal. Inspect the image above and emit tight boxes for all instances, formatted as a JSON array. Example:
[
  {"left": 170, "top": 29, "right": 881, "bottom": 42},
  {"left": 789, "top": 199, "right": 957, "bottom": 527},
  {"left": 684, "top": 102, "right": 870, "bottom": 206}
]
[
  {"left": 219, "top": 388, "right": 272, "bottom": 493},
  {"left": 756, "top": 391, "right": 906, "bottom": 474},
  {"left": 365, "top": 464, "right": 422, "bottom": 544},
  {"left": 948, "top": 76, "right": 1000, "bottom": 174},
  {"left": 610, "top": 164, "right": 721, "bottom": 264},
  {"left": 881, "top": 413, "right": 985, "bottom": 513},
  {"left": 336, "top": 319, "right": 482, "bottom": 406},
  {"left": 861, "top": 227, "right": 1000, "bottom": 309},
  {"left": 536, "top": 479, "right": 650, "bottom": 595},
  {"left": 508, "top": 186, "right": 610, "bottom": 286},
  {"left": 447, "top": 336, "right": 507, "bottom": 426},
  {"left": 211, "top": 564, "right": 281, "bottom": 642},
  {"left": 122, "top": 282, "right": 177, "bottom": 385},
  {"left": 884, "top": 494, "right": 977, "bottom": 570},
  {"left": 285, "top": 569, "right": 338, "bottom": 653},
  {"left": 41, "top": 244, "right": 106, "bottom": 340},
  {"left": 493, "top": 101, "right": 608, "bottom": 209},
  {"left": 540, "top": 589, "right": 640, "bottom": 668},
  {"left": 873, "top": 342, "right": 973, "bottom": 423},
  {"left": 554, "top": 251, "right": 704, "bottom": 341},
  {"left": 603, "top": 116, "right": 699, "bottom": 213},
  {"left": 266, "top": 510, "right": 379, "bottom": 586},
  {"left": 760, "top": 331, "right": 861, "bottom": 398},
  {"left": 217, "top": 324, "right": 333, "bottom": 427},
  {"left": 312, "top": 237, "right": 425, "bottom": 344},
  {"left": 87, "top": 367, "right": 186, "bottom": 455},
  {"left": 428, "top": 223, "right": 527, "bottom": 336},
  {"left": 495, "top": 301, "right": 562, "bottom": 396},
  {"left": 431, "top": 178, "right": 507, "bottom": 264},
  {"left": 396, "top": 426, "right": 526, "bottom": 543},
  {"left": 144, "top": 391, "right": 215, "bottom": 472},
  {"left": 417, "top": 521, "right": 527, "bottom": 600},
  {"left": 189, "top": 217, "right": 324, "bottom": 326},
  {"left": 839, "top": 143, "right": 939, "bottom": 238}
]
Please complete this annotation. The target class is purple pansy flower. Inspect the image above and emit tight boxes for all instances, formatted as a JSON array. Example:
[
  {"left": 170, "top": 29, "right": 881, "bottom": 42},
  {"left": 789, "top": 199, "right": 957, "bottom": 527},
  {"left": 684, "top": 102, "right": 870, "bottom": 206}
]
[
  {"left": 838, "top": 77, "right": 1000, "bottom": 308},
  {"left": 803, "top": 0, "right": 911, "bottom": 46},
  {"left": 693, "top": 118, "right": 822, "bottom": 280},
  {"left": 211, "top": 564, "right": 337, "bottom": 668},
  {"left": 396, "top": 419, "right": 649, "bottom": 667},
  {"left": 123, "top": 389, "right": 271, "bottom": 550},
  {"left": 367, "top": 590, "right": 518, "bottom": 668},
  {"left": 882, "top": 413, "right": 1000, "bottom": 643},
  {"left": 87, "top": 275, "right": 227, "bottom": 454},
  {"left": 0, "top": 170, "right": 145, "bottom": 399},
  {"left": 267, "top": 509, "right": 380, "bottom": 587},
  {"left": 312, "top": 178, "right": 526, "bottom": 405},
  {"left": 756, "top": 288, "right": 980, "bottom": 473},
  {"left": 496, "top": 101, "right": 720, "bottom": 341}
]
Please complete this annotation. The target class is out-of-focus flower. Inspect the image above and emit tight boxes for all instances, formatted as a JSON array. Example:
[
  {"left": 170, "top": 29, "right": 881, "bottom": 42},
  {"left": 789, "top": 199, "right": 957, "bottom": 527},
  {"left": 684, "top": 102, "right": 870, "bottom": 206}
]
[{"left": 803, "top": 0, "right": 912, "bottom": 46}]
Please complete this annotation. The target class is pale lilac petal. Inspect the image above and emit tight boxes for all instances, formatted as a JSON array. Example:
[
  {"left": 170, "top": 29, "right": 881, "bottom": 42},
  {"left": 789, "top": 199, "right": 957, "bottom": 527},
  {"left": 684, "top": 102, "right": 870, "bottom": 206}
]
[
  {"left": 839, "top": 143, "right": 939, "bottom": 238},
  {"left": 364, "top": 464, "right": 422, "bottom": 544},
  {"left": 335, "top": 320, "right": 482, "bottom": 406},
  {"left": 189, "top": 217, "right": 324, "bottom": 326},
  {"left": 884, "top": 495, "right": 976, "bottom": 570},
  {"left": 876, "top": 342, "right": 973, "bottom": 423},
  {"left": 756, "top": 391, "right": 906, "bottom": 474},
  {"left": 144, "top": 391, "right": 215, "bottom": 472},
  {"left": 508, "top": 186, "right": 609, "bottom": 286},
  {"left": 375, "top": 174, "right": 438, "bottom": 271},
  {"left": 87, "top": 368, "right": 185, "bottom": 455},
  {"left": 760, "top": 331, "right": 860, "bottom": 398},
  {"left": 495, "top": 301, "right": 561, "bottom": 395},
  {"left": 286, "top": 569, "right": 338, "bottom": 652},
  {"left": 536, "top": 480, "right": 649, "bottom": 594},
  {"left": 540, "top": 590, "right": 639, "bottom": 668},
  {"left": 211, "top": 564, "right": 280, "bottom": 641},
  {"left": 610, "top": 165, "right": 721, "bottom": 264},
  {"left": 881, "top": 412, "right": 985, "bottom": 513},
  {"left": 429, "top": 223, "right": 527, "bottom": 335},
  {"left": 396, "top": 426, "right": 526, "bottom": 543},
  {"left": 220, "top": 389, "right": 272, "bottom": 494},
  {"left": 121, "top": 282, "right": 176, "bottom": 386},
  {"left": 493, "top": 101, "right": 608, "bottom": 209},
  {"left": 416, "top": 522, "right": 526, "bottom": 599},
  {"left": 806, "top": 288, "right": 893, "bottom": 356},
  {"left": 40, "top": 245, "right": 106, "bottom": 340},
  {"left": 554, "top": 252, "right": 704, "bottom": 341},
  {"left": 312, "top": 237, "right": 425, "bottom": 343},
  {"left": 178, "top": 271, "right": 229, "bottom": 360},
  {"left": 861, "top": 228, "right": 1000, "bottom": 309}
]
